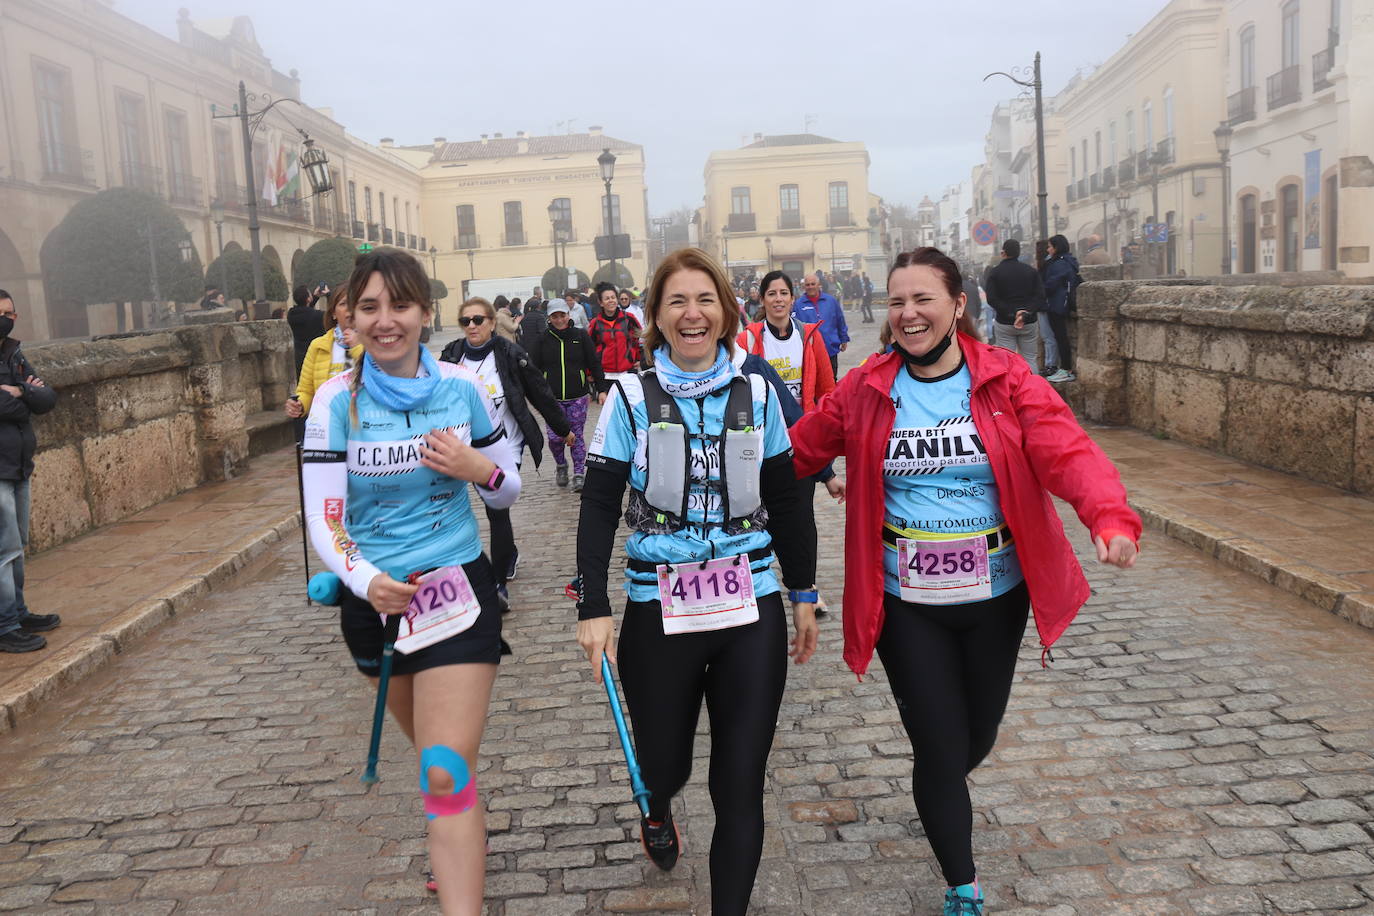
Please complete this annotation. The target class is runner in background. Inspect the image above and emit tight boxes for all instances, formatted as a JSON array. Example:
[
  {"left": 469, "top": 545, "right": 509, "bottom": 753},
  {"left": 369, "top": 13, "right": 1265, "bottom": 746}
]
[
  {"left": 302, "top": 250, "right": 521, "bottom": 913},
  {"left": 588, "top": 281, "right": 643, "bottom": 392},
  {"left": 440, "top": 297, "right": 573, "bottom": 609},
  {"left": 575, "top": 247, "right": 817, "bottom": 916},
  {"left": 527, "top": 298, "right": 605, "bottom": 492},
  {"left": 788, "top": 246, "right": 1140, "bottom": 916}
]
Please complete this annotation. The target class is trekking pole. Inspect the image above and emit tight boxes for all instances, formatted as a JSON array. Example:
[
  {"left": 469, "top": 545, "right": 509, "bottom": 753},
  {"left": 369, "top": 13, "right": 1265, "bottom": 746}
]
[
  {"left": 291, "top": 428, "right": 312, "bottom": 604},
  {"left": 362, "top": 606, "right": 404, "bottom": 785},
  {"left": 601, "top": 653, "right": 650, "bottom": 816}
]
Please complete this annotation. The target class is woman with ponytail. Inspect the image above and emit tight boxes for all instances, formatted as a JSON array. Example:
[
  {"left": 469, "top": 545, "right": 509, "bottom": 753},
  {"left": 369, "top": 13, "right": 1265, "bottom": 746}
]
[
  {"left": 787, "top": 247, "right": 1141, "bottom": 916},
  {"left": 301, "top": 249, "right": 520, "bottom": 913}
]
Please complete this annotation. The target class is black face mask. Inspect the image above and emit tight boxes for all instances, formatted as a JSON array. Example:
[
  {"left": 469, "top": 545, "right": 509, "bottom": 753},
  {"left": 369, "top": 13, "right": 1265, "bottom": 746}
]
[
  {"left": 897, "top": 311, "right": 958, "bottom": 368},
  {"left": 0, "top": 316, "right": 14, "bottom": 339}
]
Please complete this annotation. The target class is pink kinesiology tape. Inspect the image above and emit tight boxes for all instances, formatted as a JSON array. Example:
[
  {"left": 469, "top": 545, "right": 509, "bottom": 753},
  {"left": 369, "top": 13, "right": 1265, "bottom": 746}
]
[{"left": 424, "top": 778, "right": 477, "bottom": 818}]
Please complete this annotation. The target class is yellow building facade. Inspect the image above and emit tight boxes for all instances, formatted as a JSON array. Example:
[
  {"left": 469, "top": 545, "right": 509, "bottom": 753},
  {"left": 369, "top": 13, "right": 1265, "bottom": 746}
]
[
  {"left": 404, "top": 129, "right": 648, "bottom": 312},
  {"left": 701, "top": 134, "right": 875, "bottom": 286},
  {"left": 0, "top": 1, "right": 425, "bottom": 340}
]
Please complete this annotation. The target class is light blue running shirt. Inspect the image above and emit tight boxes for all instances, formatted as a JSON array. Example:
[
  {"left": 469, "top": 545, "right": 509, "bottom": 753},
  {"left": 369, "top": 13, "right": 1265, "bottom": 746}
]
[
  {"left": 588, "top": 371, "right": 792, "bottom": 603},
  {"left": 881, "top": 361, "right": 1023, "bottom": 600}
]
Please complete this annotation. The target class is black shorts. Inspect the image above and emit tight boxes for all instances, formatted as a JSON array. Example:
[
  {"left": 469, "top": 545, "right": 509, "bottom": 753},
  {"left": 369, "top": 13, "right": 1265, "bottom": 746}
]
[{"left": 339, "top": 553, "right": 505, "bottom": 676}]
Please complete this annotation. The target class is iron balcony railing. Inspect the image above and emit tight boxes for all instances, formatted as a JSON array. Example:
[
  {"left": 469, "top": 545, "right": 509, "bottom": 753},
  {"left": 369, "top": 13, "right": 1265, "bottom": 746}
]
[
  {"left": 121, "top": 160, "right": 162, "bottom": 193},
  {"left": 367, "top": 223, "right": 380, "bottom": 241},
  {"left": 1076, "top": 178, "right": 1088, "bottom": 199},
  {"left": 778, "top": 210, "right": 803, "bottom": 230},
  {"left": 1118, "top": 157, "right": 1136, "bottom": 183},
  {"left": 827, "top": 209, "right": 853, "bottom": 228},
  {"left": 1102, "top": 165, "right": 1115, "bottom": 190},
  {"left": 1090, "top": 173, "right": 1103, "bottom": 195},
  {"left": 167, "top": 172, "right": 202, "bottom": 208},
  {"left": 1154, "top": 137, "right": 1175, "bottom": 167},
  {"left": 383, "top": 227, "right": 394, "bottom": 245},
  {"left": 548, "top": 227, "right": 577, "bottom": 244},
  {"left": 727, "top": 212, "right": 756, "bottom": 232},
  {"left": 503, "top": 231, "right": 526, "bottom": 247},
  {"left": 456, "top": 233, "right": 479, "bottom": 249},
  {"left": 352, "top": 219, "right": 365, "bottom": 239},
  {"left": 216, "top": 183, "right": 249, "bottom": 214},
  {"left": 1313, "top": 47, "right": 1335, "bottom": 91},
  {"left": 1267, "top": 64, "right": 1301, "bottom": 110},
  {"left": 1227, "top": 86, "right": 1257, "bottom": 125},
  {"left": 40, "top": 142, "right": 95, "bottom": 184},
  {"left": 1066, "top": 183, "right": 1077, "bottom": 204}
]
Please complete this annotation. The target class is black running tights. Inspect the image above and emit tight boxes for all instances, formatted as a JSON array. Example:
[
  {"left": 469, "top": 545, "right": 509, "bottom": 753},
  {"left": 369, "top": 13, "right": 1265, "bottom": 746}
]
[
  {"left": 617, "top": 591, "right": 788, "bottom": 916},
  {"left": 875, "top": 582, "right": 1029, "bottom": 886},
  {"left": 484, "top": 503, "right": 515, "bottom": 587}
]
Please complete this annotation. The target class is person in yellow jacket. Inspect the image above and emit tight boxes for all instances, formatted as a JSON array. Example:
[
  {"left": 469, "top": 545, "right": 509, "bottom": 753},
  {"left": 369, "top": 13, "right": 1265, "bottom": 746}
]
[{"left": 285, "top": 287, "right": 363, "bottom": 418}]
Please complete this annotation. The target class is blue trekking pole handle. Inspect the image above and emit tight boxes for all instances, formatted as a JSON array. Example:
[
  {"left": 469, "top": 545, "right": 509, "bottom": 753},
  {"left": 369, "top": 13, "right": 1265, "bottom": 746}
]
[
  {"left": 363, "top": 571, "right": 408, "bottom": 785},
  {"left": 601, "top": 653, "right": 651, "bottom": 817}
]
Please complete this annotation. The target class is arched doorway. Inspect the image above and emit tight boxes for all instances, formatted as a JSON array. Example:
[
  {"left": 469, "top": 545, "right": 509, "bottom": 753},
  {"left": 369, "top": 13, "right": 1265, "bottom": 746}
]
[
  {"left": 0, "top": 229, "right": 33, "bottom": 338},
  {"left": 1279, "top": 183, "right": 1300, "bottom": 272},
  {"left": 261, "top": 245, "right": 284, "bottom": 285},
  {"left": 291, "top": 248, "right": 305, "bottom": 286},
  {"left": 37, "top": 229, "right": 91, "bottom": 339}
]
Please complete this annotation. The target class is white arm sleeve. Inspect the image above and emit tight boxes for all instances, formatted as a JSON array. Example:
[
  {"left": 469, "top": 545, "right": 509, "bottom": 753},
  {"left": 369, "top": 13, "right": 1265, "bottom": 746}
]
[
  {"left": 471, "top": 427, "right": 522, "bottom": 511},
  {"left": 301, "top": 382, "right": 383, "bottom": 598}
]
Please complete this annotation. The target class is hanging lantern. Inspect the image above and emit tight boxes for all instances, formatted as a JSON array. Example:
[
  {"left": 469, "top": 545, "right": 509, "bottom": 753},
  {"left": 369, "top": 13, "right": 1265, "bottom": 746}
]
[{"left": 300, "top": 138, "right": 333, "bottom": 195}]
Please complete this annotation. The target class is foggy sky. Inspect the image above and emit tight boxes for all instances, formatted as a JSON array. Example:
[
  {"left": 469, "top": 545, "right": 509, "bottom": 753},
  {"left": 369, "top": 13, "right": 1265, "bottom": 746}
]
[{"left": 117, "top": 0, "right": 1166, "bottom": 213}]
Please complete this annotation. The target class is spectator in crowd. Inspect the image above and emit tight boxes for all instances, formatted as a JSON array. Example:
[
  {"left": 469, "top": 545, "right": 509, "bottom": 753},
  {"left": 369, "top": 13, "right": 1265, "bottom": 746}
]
[
  {"left": 518, "top": 294, "right": 548, "bottom": 354},
  {"left": 792, "top": 273, "right": 849, "bottom": 379},
  {"left": 983, "top": 240, "right": 1045, "bottom": 371},
  {"left": 1081, "top": 234, "right": 1111, "bottom": 266},
  {"left": 287, "top": 283, "right": 326, "bottom": 377},
  {"left": 0, "top": 290, "right": 59, "bottom": 653}
]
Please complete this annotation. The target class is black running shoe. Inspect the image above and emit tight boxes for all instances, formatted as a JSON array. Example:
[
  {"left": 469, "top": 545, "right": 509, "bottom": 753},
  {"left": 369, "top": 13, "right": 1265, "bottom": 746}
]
[
  {"left": 641, "top": 813, "right": 681, "bottom": 871},
  {"left": 505, "top": 547, "right": 520, "bottom": 582}
]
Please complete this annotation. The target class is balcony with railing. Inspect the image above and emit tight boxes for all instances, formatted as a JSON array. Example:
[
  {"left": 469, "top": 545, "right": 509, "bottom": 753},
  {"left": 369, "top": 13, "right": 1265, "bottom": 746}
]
[
  {"left": 1076, "top": 178, "right": 1088, "bottom": 199},
  {"left": 456, "top": 233, "right": 479, "bottom": 249},
  {"left": 1137, "top": 149, "right": 1151, "bottom": 174},
  {"left": 1154, "top": 137, "right": 1175, "bottom": 167},
  {"left": 827, "top": 209, "right": 853, "bottom": 228},
  {"left": 1102, "top": 165, "right": 1115, "bottom": 190},
  {"left": 1066, "top": 183, "right": 1077, "bottom": 204},
  {"left": 548, "top": 226, "right": 577, "bottom": 244},
  {"left": 727, "top": 212, "right": 757, "bottom": 232},
  {"left": 1267, "top": 65, "right": 1301, "bottom": 110},
  {"left": 1119, "top": 157, "right": 1136, "bottom": 183},
  {"left": 167, "top": 172, "right": 202, "bottom": 208},
  {"left": 352, "top": 219, "right": 365, "bottom": 239},
  {"left": 1090, "top": 173, "right": 1103, "bottom": 195},
  {"left": 503, "top": 230, "right": 526, "bottom": 247},
  {"left": 778, "top": 210, "right": 803, "bottom": 230},
  {"left": 420, "top": 237, "right": 427, "bottom": 251},
  {"left": 121, "top": 160, "right": 162, "bottom": 194},
  {"left": 216, "top": 183, "right": 249, "bottom": 214},
  {"left": 265, "top": 196, "right": 308, "bottom": 224},
  {"left": 38, "top": 142, "right": 94, "bottom": 185},
  {"left": 383, "top": 227, "right": 394, "bottom": 245},
  {"left": 1313, "top": 47, "right": 1335, "bottom": 91},
  {"left": 367, "top": 223, "right": 380, "bottom": 241},
  {"left": 1228, "top": 86, "right": 1257, "bottom": 125}
]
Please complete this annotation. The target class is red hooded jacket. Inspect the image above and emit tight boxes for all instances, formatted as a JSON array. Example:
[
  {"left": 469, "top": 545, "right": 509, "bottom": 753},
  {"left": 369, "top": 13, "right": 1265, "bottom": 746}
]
[
  {"left": 738, "top": 319, "right": 835, "bottom": 412},
  {"left": 587, "top": 308, "right": 643, "bottom": 375},
  {"left": 790, "top": 334, "right": 1141, "bottom": 677}
]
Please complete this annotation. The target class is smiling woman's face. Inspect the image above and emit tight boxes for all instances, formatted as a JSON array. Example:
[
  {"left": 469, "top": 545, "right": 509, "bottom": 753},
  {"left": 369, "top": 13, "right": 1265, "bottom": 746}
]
[{"left": 655, "top": 268, "right": 725, "bottom": 371}]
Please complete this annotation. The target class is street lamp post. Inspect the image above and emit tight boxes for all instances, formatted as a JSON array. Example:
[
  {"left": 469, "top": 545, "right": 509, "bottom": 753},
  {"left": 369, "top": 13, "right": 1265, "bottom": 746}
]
[
  {"left": 985, "top": 51, "right": 1050, "bottom": 243},
  {"left": 1114, "top": 189, "right": 1131, "bottom": 262},
  {"left": 212, "top": 81, "right": 334, "bottom": 316},
  {"left": 209, "top": 198, "right": 228, "bottom": 297},
  {"left": 597, "top": 148, "right": 618, "bottom": 286},
  {"left": 764, "top": 236, "right": 773, "bottom": 272},
  {"left": 428, "top": 246, "right": 440, "bottom": 330},
  {"left": 1214, "top": 123, "right": 1234, "bottom": 275},
  {"left": 547, "top": 201, "right": 562, "bottom": 273},
  {"left": 722, "top": 226, "right": 730, "bottom": 276},
  {"left": 466, "top": 248, "right": 475, "bottom": 299}
]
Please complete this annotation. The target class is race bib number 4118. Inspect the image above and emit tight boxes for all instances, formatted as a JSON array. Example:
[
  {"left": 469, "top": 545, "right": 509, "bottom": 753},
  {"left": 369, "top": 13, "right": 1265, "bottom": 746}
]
[{"left": 656, "top": 554, "right": 759, "bottom": 635}]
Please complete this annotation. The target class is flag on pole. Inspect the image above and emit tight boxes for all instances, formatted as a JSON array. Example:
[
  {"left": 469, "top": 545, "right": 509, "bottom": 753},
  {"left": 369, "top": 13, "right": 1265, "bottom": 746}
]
[
  {"left": 261, "top": 144, "right": 279, "bottom": 206},
  {"left": 272, "top": 144, "right": 289, "bottom": 202},
  {"left": 281, "top": 148, "right": 300, "bottom": 199}
]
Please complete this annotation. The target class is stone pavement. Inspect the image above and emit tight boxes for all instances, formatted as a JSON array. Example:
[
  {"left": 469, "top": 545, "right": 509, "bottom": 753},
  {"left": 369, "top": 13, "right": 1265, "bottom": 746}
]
[
  {"left": 0, "top": 451, "right": 300, "bottom": 731},
  {"left": 0, "top": 319, "right": 1371, "bottom": 913}
]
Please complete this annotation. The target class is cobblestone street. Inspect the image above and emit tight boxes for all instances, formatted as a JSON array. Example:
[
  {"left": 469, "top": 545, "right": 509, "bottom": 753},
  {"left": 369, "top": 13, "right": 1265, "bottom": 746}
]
[{"left": 2, "top": 366, "right": 1374, "bottom": 914}]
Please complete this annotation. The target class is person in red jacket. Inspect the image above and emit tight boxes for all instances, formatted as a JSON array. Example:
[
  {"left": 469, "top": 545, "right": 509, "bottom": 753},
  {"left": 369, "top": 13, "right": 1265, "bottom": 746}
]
[
  {"left": 789, "top": 246, "right": 1140, "bottom": 916},
  {"left": 737, "top": 270, "right": 835, "bottom": 412},
  {"left": 587, "top": 281, "right": 642, "bottom": 390}
]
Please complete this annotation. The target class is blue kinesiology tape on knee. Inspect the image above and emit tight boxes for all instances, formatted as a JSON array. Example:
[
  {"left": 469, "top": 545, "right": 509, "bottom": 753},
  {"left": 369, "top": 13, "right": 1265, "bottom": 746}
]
[{"left": 419, "top": 744, "right": 474, "bottom": 819}]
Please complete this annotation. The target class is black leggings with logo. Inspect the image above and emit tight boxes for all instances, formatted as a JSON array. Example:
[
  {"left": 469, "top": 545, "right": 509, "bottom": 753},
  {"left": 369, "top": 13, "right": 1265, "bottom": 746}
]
[
  {"left": 876, "top": 582, "right": 1030, "bottom": 887},
  {"left": 617, "top": 591, "right": 788, "bottom": 916}
]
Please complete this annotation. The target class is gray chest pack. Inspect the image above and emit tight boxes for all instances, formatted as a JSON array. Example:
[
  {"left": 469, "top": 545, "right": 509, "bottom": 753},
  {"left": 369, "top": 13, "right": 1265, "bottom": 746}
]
[{"left": 623, "top": 370, "right": 768, "bottom": 536}]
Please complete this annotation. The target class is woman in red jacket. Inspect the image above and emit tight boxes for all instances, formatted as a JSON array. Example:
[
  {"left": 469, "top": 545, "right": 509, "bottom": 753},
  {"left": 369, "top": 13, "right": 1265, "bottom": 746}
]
[
  {"left": 738, "top": 270, "right": 835, "bottom": 411},
  {"left": 789, "top": 247, "right": 1140, "bottom": 916}
]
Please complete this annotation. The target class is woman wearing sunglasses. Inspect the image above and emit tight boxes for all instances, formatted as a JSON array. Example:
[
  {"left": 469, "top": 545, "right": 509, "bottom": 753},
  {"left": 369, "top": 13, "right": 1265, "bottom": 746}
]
[{"left": 440, "top": 298, "right": 573, "bottom": 603}]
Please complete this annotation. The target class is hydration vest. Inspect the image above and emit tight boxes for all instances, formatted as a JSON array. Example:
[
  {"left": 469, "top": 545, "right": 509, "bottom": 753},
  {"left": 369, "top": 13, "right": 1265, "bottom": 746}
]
[{"left": 624, "top": 370, "right": 767, "bottom": 535}]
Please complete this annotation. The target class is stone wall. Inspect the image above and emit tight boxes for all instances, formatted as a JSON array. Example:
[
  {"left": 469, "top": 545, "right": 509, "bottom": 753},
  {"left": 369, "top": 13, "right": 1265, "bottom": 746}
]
[
  {"left": 1073, "top": 281, "right": 1374, "bottom": 494},
  {"left": 20, "top": 321, "right": 294, "bottom": 551}
]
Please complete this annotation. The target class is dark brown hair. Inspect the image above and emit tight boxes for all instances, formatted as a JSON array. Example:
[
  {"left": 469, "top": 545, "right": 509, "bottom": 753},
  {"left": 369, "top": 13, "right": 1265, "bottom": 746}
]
[
  {"left": 345, "top": 248, "right": 432, "bottom": 425},
  {"left": 642, "top": 247, "right": 738, "bottom": 361},
  {"left": 321, "top": 286, "right": 348, "bottom": 331},
  {"left": 887, "top": 246, "right": 981, "bottom": 341}
]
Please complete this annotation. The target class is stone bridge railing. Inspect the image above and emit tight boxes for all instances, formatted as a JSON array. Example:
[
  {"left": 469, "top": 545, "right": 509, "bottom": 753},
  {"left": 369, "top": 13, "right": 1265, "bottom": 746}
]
[
  {"left": 21, "top": 322, "right": 295, "bottom": 552},
  {"left": 1072, "top": 280, "right": 1374, "bottom": 495}
]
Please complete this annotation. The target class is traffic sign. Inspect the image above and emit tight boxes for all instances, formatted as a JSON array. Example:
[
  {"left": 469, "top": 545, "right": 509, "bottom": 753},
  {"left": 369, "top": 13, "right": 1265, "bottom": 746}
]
[
  {"left": 1144, "top": 222, "right": 1169, "bottom": 243},
  {"left": 972, "top": 220, "right": 998, "bottom": 246}
]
